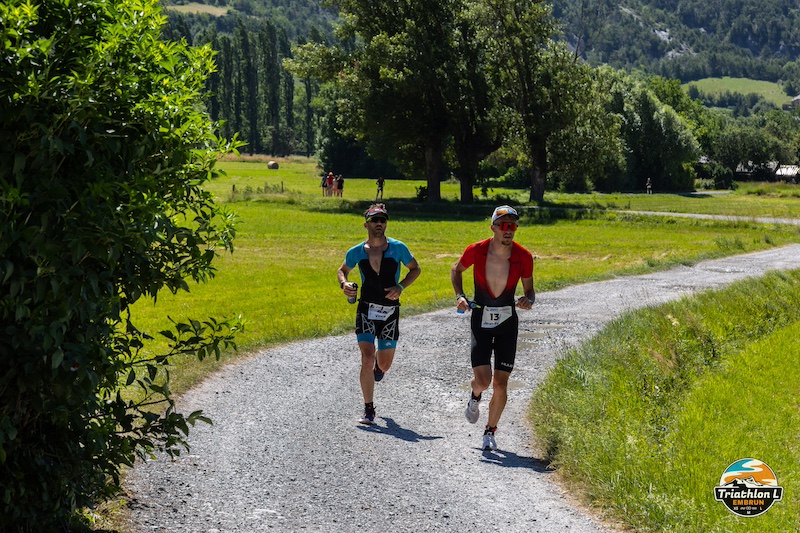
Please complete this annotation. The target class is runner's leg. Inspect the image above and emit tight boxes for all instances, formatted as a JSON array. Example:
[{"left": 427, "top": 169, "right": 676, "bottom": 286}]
[
  {"left": 375, "top": 347, "right": 396, "bottom": 375},
  {"left": 359, "top": 341, "right": 377, "bottom": 403},
  {"left": 471, "top": 365, "right": 492, "bottom": 396},
  {"left": 487, "top": 370, "right": 510, "bottom": 427}
]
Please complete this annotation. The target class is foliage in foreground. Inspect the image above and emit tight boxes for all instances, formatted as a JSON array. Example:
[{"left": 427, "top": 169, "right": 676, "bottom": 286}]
[
  {"left": 531, "top": 270, "right": 800, "bottom": 531},
  {"left": 0, "top": 0, "right": 241, "bottom": 528}
]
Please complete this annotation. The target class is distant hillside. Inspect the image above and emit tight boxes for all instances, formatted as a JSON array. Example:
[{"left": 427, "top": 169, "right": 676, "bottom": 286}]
[
  {"left": 552, "top": 0, "right": 800, "bottom": 89},
  {"left": 161, "top": 0, "right": 337, "bottom": 42},
  {"left": 161, "top": 0, "right": 800, "bottom": 94}
]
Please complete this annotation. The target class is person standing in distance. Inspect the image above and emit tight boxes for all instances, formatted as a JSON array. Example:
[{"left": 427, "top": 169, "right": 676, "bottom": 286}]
[
  {"left": 337, "top": 204, "right": 421, "bottom": 425},
  {"left": 375, "top": 176, "right": 385, "bottom": 201},
  {"left": 450, "top": 205, "right": 535, "bottom": 451}
]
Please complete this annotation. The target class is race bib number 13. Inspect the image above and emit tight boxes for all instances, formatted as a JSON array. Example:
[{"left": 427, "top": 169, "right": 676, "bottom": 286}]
[{"left": 481, "top": 306, "right": 512, "bottom": 328}]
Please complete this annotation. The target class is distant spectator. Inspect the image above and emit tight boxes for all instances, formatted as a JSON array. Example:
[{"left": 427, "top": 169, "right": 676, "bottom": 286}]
[
  {"left": 320, "top": 174, "right": 327, "bottom": 196},
  {"left": 326, "top": 172, "right": 335, "bottom": 197},
  {"left": 376, "top": 176, "right": 385, "bottom": 201},
  {"left": 646, "top": 177, "right": 653, "bottom": 194},
  {"left": 336, "top": 175, "right": 345, "bottom": 197}
]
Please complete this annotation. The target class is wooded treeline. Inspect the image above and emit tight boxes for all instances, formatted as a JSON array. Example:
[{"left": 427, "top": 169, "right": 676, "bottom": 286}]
[
  {"left": 163, "top": 14, "right": 310, "bottom": 156},
  {"left": 163, "top": 0, "right": 800, "bottom": 203}
]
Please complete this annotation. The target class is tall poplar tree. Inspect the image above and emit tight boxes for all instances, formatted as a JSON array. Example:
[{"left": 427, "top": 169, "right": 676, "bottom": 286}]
[
  {"left": 300, "top": 27, "right": 328, "bottom": 156},
  {"left": 258, "top": 19, "right": 281, "bottom": 154},
  {"left": 216, "top": 33, "right": 235, "bottom": 141},
  {"left": 279, "top": 29, "right": 295, "bottom": 155},
  {"left": 203, "top": 28, "right": 221, "bottom": 125},
  {"left": 235, "top": 20, "right": 258, "bottom": 154}
]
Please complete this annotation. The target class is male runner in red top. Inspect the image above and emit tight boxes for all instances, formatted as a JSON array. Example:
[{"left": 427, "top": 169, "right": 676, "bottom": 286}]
[{"left": 450, "top": 205, "right": 535, "bottom": 451}]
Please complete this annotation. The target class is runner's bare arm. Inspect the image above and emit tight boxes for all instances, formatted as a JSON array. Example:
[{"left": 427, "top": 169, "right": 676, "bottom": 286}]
[
  {"left": 517, "top": 276, "right": 535, "bottom": 309},
  {"left": 450, "top": 260, "right": 470, "bottom": 312},
  {"left": 337, "top": 261, "right": 357, "bottom": 298}
]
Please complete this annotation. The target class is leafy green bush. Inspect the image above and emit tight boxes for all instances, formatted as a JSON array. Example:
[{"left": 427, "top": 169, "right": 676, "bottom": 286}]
[
  {"left": 694, "top": 178, "right": 716, "bottom": 190},
  {"left": 0, "top": 0, "right": 242, "bottom": 528}
]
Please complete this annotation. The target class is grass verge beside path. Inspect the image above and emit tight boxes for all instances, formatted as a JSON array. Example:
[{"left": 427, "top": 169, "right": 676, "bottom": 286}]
[{"left": 530, "top": 270, "right": 800, "bottom": 532}]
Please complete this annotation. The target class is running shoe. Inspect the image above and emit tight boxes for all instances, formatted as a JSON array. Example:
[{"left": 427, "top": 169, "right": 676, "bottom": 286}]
[
  {"left": 464, "top": 394, "right": 480, "bottom": 424},
  {"left": 483, "top": 432, "right": 497, "bottom": 451},
  {"left": 373, "top": 362, "right": 384, "bottom": 382},
  {"left": 359, "top": 406, "right": 376, "bottom": 425}
]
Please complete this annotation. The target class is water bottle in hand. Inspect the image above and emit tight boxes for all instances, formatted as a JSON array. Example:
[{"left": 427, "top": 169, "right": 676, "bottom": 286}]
[
  {"left": 348, "top": 283, "right": 358, "bottom": 304},
  {"left": 457, "top": 300, "right": 479, "bottom": 314}
]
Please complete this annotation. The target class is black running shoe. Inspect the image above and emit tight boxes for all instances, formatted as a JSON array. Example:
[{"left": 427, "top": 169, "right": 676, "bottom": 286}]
[
  {"left": 359, "top": 406, "right": 376, "bottom": 425},
  {"left": 373, "top": 363, "right": 384, "bottom": 382}
]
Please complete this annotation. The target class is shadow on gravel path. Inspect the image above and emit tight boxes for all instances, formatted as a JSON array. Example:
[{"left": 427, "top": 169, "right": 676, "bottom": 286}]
[
  {"left": 356, "top": 417, "right": 445, "bottom": 443},
  {"left": 480, "top": 449, "right": 552, "bottom": 472}
]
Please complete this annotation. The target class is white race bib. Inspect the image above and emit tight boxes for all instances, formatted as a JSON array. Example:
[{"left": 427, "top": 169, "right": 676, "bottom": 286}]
[
  {"left": 368, "top": 303, "right": 396, "bottom": 321},
  {"left": 481, "top": 306, "right": 513, "bottom": 328}
]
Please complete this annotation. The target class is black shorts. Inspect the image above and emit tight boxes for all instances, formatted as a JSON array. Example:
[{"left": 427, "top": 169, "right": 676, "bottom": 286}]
[
  {"left": 469, "top": 311, "right": 518, "bottom": 372},
  {"left": 356, "top": 301, "right": 400, "bottom": 347}
]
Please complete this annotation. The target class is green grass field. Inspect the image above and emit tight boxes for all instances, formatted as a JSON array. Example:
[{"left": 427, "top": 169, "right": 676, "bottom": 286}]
[
  {"left": 164, "top": 2, "right": 229, "bottom": 16},
  {"left": 682, "top": 77, "right": 792, "bottom": 108}
]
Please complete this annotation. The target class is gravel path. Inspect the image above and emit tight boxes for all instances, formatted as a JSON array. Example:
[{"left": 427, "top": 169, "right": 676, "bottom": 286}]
[
  {"left": 620, "top": 211, "right": 800, "bottom": 226},
  {"left": 126, "top": 244, "right": 800, "bottom": 533}
]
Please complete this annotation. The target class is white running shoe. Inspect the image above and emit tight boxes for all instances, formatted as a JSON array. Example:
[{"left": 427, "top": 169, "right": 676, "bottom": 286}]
[
  {"left": 483, "top": 432, "right": 497, "bottom": 451},
  {"left": 465, "top": 395, "right": 480, "bottom": 424}
]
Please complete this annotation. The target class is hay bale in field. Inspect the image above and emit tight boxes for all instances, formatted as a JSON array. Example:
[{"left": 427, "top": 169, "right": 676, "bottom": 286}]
[{"left": 267, "top": 161, "right": 279, "bottom": 169}]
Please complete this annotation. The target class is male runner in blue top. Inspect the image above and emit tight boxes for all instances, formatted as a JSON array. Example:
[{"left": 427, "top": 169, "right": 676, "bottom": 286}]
[
  {"left": 450, "top": 205, "right": 535, "bottom": 450},
  {"left": 337, "top": 204, "right": 421, "bottom": 425}
]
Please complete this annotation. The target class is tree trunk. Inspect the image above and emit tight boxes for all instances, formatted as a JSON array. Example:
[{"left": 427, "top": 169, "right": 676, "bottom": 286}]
[
  {"left": 529, "top": 166, "right": 546, "bottom": 202},
  {"left": 529, "top": 141, "right": 548, "bottom": 203},
  {"left": 425, "top": 143, "right": 443, "bottom": 202},
  {"left": 455, "top": 132, "right": 502, "bottom": 204},
  {"left": 456, "top": 144, "right": 477, "bottom": 204},
  {"left": 459, "top": 172, "right": 474, "bottom": 204}
]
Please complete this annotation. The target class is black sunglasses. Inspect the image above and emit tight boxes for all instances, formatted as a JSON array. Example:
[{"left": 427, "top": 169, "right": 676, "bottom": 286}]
[{"left": 368, "top": 217, "right": 387, "bottom": 224}]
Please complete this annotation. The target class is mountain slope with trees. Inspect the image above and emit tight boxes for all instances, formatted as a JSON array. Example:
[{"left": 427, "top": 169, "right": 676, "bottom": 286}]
[
  {"left": 162, "top": 0, "right": 337, "bottom": 41},
  {"left": 164, "top": 0, "right": 800, "bottom": 89},
  {"left": 554, "top": 0, "right": 800, "bottom": 90}
]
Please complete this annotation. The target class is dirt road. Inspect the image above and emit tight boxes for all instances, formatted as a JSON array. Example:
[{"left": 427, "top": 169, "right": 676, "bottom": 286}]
[{"left": 126, "top": 244, "right": 800, "bottom": 533}]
